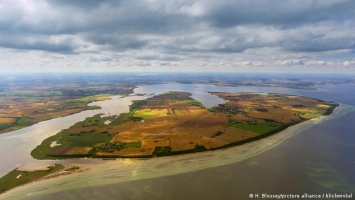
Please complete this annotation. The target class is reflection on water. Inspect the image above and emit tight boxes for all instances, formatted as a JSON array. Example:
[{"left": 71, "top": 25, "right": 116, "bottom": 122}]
[{"left": 1, "top": 84, "right": 355, "bottom": 199}]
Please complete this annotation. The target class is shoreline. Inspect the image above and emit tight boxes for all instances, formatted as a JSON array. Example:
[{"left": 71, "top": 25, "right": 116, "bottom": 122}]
[
  {"left": 0, "top": 165, "right": 84, "bottom": 196},
  {"left": 2, "top": 103, "right": 352, "bottom": 198}
]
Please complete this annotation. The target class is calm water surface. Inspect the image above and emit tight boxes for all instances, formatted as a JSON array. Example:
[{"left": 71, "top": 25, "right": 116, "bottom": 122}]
[{"left": 1, "top": 84, "right": 355, "bottom": 200}]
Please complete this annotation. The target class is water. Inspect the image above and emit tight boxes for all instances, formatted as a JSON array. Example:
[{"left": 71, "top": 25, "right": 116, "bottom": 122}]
[{"left": 1, "top": 84, "right": 355, "bottom": 199}]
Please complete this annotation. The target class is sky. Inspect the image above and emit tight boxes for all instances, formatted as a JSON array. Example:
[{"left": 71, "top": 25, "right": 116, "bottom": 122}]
[{"left": 0, "top": 0, "right": 355, "bottom": 74}]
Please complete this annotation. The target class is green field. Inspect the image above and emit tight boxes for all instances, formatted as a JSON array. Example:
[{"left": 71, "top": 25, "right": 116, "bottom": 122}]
[
  {"left": 229, "top": 122, "right": 281, "bottom": 134},
  {"left": 133, "top": 109, "right": 168, "bottom": 119},
  {"left": 16, "top": 117, "right": 32, "bottom": 126},
  {"left": 299, "top": 112, "right": 321, "bottom": 119},
  {"left": 80, "top": 114, "right": 109, "bottom": 127},
  {"left": 133, "top": 109, "right": 153, "bottom": 118},
  {"left": 31, "top": 128, "right": 115, "bottom": 159},
  {"left": 183, "top": 100, "right": 205, "bottom": 108},
  {"left": 124, "top": 140, "right": 142, "bottom": 148},
  {"left": 110, "top": 113, "right": 133, "bottom": 125},
  {"left": 72, "top": 94, "right": 111, "bottom": 103},
  {"left": 31, "top": 113, "right": 136, "bottom": 159},
  {"left": 0, "top": 117, "right": 33, "bottom": 132},
  {"left": 0, "top": 123, "right": 13, "bottom": 130}
]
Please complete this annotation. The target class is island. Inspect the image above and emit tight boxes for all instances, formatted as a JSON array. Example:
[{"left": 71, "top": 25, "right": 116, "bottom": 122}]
[{"left": 31, "top": 91, "right": 338, "bottom": 159}]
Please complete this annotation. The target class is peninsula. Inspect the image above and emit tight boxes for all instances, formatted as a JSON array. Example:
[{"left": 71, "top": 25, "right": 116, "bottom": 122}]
[{"left": 32, "top": 91, "right": 338, "bottom": 159}]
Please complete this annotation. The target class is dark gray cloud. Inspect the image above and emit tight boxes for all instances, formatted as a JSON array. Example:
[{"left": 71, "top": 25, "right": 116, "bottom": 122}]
[
  {"left": 50, "top": 0, "right": 119, "bottom": 10},
  {"left": 202, "top": 0, "right": 355, "bottom": 28},
  {"left": 287, "top": 39, "right": 355, "bottom": 52},
  {"left": 135, "top": 54, "right": 181, "bottom": 61},
  {"left": 85, "top": 34, "right": 149, "bottom": 50},
  {"left": 0, "top": 33, "right": 75, "bottom": 53},
  {"left": 0, "top": 0, "right": 354, "bottom": 64}
]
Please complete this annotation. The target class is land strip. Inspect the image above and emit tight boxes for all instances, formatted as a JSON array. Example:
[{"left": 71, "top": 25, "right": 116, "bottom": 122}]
[{"left": 0, "top": 164, "right": 84, "bottom": 194}]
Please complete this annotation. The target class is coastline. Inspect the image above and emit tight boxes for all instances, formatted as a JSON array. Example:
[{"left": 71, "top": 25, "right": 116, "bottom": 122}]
[
  {"left": 2, "top": 103, "right": 353, "bottom": 199},
  {"left": 0, "top": 95, "right": 116, "bottom": 135},
  {"left": 0, "top": 165, "right": 84, "bottom": 196}
]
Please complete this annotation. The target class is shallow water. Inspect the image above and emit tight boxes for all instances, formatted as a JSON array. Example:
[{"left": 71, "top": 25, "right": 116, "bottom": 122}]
[{"left": 1, "top": 84, "right": 355, "bottom": 199}]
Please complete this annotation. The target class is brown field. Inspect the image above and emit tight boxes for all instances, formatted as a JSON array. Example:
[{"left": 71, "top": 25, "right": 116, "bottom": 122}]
[
  {"left": 141, "top": 139, "right": 170, "bottom": 149},
  {"left": 96, "top": 148, "right": 155, "bottom": 157},
  {"left": 0, "top": 117, "right": 16, "bottom": 124},
  {"left": 246, "top": 108, "right": 300, "bottom": 124},
  {"left": 48, "top": 147, "right": 92, "bottom": 156}
]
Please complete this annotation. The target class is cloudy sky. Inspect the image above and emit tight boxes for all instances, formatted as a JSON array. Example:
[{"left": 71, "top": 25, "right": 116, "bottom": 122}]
[{"left": 1, "top": 0, "right": 355, "bottom": 73}]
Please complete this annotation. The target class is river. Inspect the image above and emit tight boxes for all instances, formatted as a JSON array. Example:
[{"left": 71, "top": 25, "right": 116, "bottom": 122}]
[{"left": 0, "top": 83, "right": 354, "bottom": 200}]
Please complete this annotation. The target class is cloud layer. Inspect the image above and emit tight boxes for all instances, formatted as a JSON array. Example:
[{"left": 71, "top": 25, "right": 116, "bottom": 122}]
[{"left": 1, "top": 0, "right": 354, "bottom": 73}]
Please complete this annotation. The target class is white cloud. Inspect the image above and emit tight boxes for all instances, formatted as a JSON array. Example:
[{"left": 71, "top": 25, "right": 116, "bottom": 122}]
[
  {"left": 343, "top": 60, "right": 355, "bottom": 67},
  {"left": 276, "top": 59, "right": 304, "bottom": 66}
]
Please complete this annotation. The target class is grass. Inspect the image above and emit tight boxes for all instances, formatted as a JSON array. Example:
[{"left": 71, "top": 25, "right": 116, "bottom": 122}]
[
  {"left": 154, "top": 146, "right": 172, "bottom": 156},
  {"left": 133, "top": 109, "right": 153, "bottom": 118},
  {"left": 130, "top": 100, "right": 147, "bottom": 111},
  {"left": 183, "top": 100, "right": 205, "bottom": 108},
  {"left": 25, "top": 97, "right": 42, "bottom": 103},
  {"left": 0, "top": 164, "right": 64, "bottom": 194},
  {"left": 110, "top": 113, "right": 133, "bottom": 125},
  {"left": 82, "top": 114, "right": 107, "bottom": 127},
  {"left": 133, "top": 109, "right": 168, "bottom": 119},
  {"left": 0, "top": 117, "right": 33, "bottom": 131},
  {"left": 299, "top": 112, "right": 321, "bottom": 119},
  {"left": 86, "top": 105, "right": 101, "bottom": 110},
  {"left": 72, "top": 94, "right": 111, "bottom": 103},
  {"left": 31, "top": 129, "right": 115, "bottom": 159},
  {"left": 229, "top": 122, "right": 281, "bottom": 134},
  {"left": 0, "top": 123, "right": 14, "bottom": 130},
  {"left": 31, "top": 112, "right": 136, "bottom": 159},
  {"left": 124, "top": 140, "right": 142, "bottom": 148},
  {"left": 63, "top": 131, "right": 114, "bottom": 147},
  {"left": 16, "top": 117, "right": 32, "bottom": 126}
]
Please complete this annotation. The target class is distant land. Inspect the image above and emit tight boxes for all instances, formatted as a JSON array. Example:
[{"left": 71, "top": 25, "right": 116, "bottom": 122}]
[{"left": 0, "top": 73, "right": 351, "bottom": 134}]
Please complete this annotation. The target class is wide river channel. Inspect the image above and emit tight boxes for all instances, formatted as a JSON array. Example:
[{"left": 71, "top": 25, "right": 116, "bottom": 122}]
[{"left": 0, "top": 83, "right": 355, "bottom": 199}]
